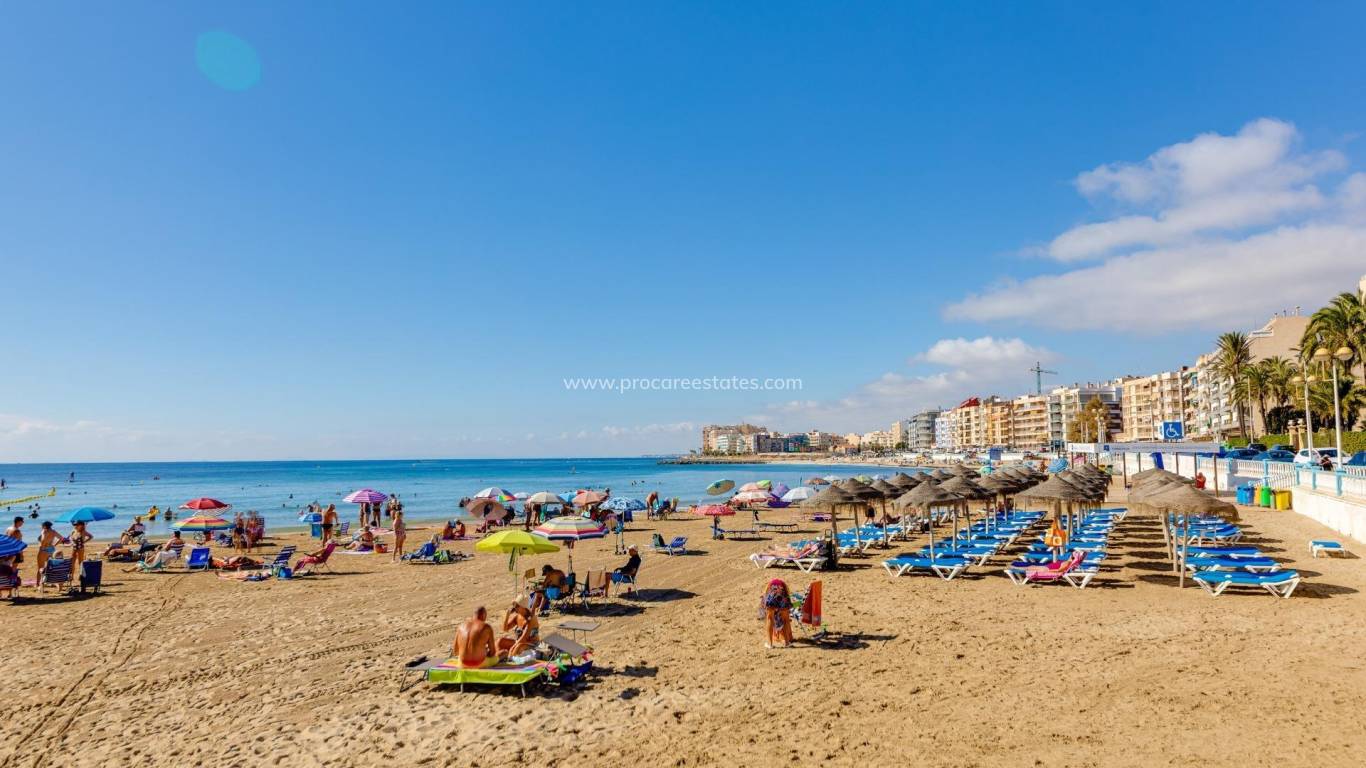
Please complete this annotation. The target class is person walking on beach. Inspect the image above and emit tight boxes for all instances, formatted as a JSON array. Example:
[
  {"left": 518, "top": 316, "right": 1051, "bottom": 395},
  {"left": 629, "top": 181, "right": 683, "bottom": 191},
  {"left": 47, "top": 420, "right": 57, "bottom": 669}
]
[
  {"left": 391, "top": 509, "right": 406, "bottom": 562},
  {"left": 760, "top": 579, "right": 794, "bottom": 649},
  {"left": 232, "top": 513, "right": 247, "bottom": 556}
]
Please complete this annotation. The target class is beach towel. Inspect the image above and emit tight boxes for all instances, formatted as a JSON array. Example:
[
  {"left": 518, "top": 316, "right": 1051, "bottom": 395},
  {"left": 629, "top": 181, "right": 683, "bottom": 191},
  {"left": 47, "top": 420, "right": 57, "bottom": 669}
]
[
  {"left": 800, "top": 580, "right": 822, "bottom": 627},
  {"left": 425, "top": 659, "right": 549, "bottom": 686}
]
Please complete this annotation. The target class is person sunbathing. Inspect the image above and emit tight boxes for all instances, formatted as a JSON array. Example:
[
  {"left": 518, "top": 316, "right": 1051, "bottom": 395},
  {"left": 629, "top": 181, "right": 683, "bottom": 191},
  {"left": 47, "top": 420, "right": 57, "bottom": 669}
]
[
  {"left": 453, "top": 606, "right": 499, "bottom": 668},
  {"left": 440, "top": 520, "right": 456, "bottom": 540},
  {"left": 142, "top": 532, "right": 184, "bottom": 568},
  {"left": 120, "top": 520, "right": 146, "bottom": 545},
  {"left": 498, "top": 601, "right": 540, "bottom": 658},
  {"left": 347, "top": 527, "right": 375, "bottom": 551},
  {"left": 210, "top": 555, "right": 261, "bottom": 570}
]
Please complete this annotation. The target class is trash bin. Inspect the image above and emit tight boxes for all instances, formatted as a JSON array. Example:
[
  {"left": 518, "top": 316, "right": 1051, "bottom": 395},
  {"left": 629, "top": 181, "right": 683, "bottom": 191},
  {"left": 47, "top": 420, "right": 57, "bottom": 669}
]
[
  {"left": 1274, "top": 489, "right": 1292, "bottom": 510},
  {"left": 1236, "top": 485, "right": 1254, "bottom": 505},
  {"left": 310, "top": 522, "right": 322, "bottom": 538},
  {"left": 1258, "top": 486, "right": 1273, "bottom": 507}
]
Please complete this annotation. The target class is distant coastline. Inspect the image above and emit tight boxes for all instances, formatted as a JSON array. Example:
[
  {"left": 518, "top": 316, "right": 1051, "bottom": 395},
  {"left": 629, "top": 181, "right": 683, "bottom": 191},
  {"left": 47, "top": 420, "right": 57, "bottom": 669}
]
[{"left": 659, "top": 453, "right": 943, "bottom": 467}]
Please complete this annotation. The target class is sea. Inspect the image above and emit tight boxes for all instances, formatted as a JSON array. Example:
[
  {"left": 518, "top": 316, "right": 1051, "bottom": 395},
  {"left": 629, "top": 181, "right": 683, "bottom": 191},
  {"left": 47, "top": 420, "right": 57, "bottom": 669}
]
[{"left": 0, "top": 458, "right": 897, "bottom": 540}]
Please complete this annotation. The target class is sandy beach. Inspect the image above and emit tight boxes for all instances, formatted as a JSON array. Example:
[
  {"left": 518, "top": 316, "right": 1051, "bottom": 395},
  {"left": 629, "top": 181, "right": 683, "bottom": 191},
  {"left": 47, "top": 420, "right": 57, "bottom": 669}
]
[{"left": 4, "top": 483, "right": 1365, "bottom": 768}]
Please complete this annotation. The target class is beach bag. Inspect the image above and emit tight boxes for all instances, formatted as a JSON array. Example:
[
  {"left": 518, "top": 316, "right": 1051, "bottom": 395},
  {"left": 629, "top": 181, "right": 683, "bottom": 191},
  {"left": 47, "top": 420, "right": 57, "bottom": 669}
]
[{"left": 277, "top": 566, "right": 293, "bottom": 579}]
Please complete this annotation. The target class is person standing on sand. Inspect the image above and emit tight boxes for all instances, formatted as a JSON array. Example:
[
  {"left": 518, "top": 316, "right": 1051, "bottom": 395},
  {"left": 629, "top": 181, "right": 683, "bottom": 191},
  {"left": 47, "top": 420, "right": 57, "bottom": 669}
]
[
  {"left": 68, "top": 520, "right": 93, "bottom": 578},
  {"left": 391, "top": 510, "right": 406, "bottom": 562},
  {"left": 453, "top": 606, "right": 498, "bottom": 668},
  {"left": 760, "top": 579, "right": 794, "bottom": 649},
  {"left": 6, "top": 517, "right": 23, "bottom": 568},
  {"left": 321, "top": 503, "right": 337, "bottom": 540},
  {"left": 36, "top": 521, "right": 61, "bottom": 581}
]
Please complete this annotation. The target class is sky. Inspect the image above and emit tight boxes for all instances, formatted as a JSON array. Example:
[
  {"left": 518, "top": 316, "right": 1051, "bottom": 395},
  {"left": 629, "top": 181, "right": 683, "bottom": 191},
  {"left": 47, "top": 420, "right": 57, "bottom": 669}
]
[{"left": 4, "top": 1, "right": 1366, "bottom": 462}]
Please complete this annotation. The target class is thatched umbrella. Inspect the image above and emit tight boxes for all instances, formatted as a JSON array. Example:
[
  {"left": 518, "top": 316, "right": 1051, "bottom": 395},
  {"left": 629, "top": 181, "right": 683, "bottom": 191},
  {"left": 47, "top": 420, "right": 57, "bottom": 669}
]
[
  {"left": 893, "top": 481, "right": 962, "bottom": 563},
  {"left": 938, "top": 475, "right": 989, "bottom": 541},
  {"left": 1141, "top": 483, "right": 1239, "bottom": 588},
  {"left": 1016, "top": 474, "right": 1098, "bottom": 542},
  {"left": 976, "top": 473, "right": 1020, "bottom": 524},
  {"left": 928, "top": 468, "right": 955, "bottom": 482},
  {"left": 889, "top": 472, "right": 921, "bottom": 489},
  {"left": 798, "top": 485, "right": 867, "bottom": 567}
]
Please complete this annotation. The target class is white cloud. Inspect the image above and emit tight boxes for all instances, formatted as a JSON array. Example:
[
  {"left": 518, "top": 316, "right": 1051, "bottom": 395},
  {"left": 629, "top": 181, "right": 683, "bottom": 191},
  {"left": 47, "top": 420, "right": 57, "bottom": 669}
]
[
  {"left": 1052, "top": 118, "right": 1345, "bottom": 261},
  {"left": 947, "top": 118, "right": 1366, "bottom": 331},
  {"left": 920, "top": 336, "right": 1056, "bottom": 368},
  {"left": 753, "top": 337, "right": 1053, "bottom": 433}
]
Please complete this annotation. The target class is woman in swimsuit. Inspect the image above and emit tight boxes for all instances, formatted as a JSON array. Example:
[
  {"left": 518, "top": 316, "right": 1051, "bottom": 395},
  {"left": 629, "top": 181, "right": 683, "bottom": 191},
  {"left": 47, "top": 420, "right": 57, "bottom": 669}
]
[
  {"left": 68, "top": 521, "right": 93, "bottom": 578},
  {"left": 391, "top": 510, "right": 406, "bottom": 562},
  {"left": 36, "top": 521, "right": 61, "bottom": 580}
]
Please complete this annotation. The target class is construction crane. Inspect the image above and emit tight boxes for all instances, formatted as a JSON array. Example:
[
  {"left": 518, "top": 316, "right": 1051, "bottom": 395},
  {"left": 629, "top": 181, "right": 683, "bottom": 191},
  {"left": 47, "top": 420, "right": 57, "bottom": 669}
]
[{"left": 1029, "top": 362, "right": 1057, "bottom": 395}]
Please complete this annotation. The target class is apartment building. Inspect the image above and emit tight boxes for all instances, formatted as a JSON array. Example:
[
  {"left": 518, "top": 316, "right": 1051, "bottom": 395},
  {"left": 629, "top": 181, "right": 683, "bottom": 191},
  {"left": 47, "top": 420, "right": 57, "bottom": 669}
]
[
  {"left": 934, "top": 409, "right": 957, "bottom": 451},
  {"left": 1120, "top": 370, "right": 1187, "bottom": 441},
  {"left": 906, "top": 410, "right": 940, "bottom": 453},
  {"left": 701, "top": 423, "right": 769, "bottom": 454},
  {"left": 1049, "top": 381, "right": 1124, "bottom": 444},
  {"left": 1010, "top": 393, "right": 1051, "bottom": 451},
  {"left": 984, "top": 398, "right": 1014, "bottom": 447}
]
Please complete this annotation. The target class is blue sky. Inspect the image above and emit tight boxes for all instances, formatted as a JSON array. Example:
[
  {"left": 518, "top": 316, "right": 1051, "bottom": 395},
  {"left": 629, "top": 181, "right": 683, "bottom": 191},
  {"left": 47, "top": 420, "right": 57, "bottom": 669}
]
[{"left": 4, "top": 2, "right": 1366, "bottom": 461}]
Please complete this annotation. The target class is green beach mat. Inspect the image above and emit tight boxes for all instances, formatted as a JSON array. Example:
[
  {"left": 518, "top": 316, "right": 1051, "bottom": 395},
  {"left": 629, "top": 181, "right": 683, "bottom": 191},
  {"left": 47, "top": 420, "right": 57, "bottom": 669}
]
[{"left": 425, "top": 660, "right": 548, "bottom": 686}]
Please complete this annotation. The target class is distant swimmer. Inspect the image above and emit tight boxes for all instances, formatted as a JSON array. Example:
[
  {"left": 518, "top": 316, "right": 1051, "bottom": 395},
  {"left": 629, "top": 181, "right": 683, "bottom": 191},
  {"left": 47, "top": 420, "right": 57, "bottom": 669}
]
[{"left": 69, "top": 471, "right": 75, "bottom": 483}]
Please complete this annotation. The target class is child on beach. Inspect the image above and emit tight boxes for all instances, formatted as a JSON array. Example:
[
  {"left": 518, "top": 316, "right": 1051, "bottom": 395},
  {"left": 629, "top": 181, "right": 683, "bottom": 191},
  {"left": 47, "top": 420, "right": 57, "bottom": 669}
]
[{"left": 760, "top": 579, "right": 793, "bottom": 649}]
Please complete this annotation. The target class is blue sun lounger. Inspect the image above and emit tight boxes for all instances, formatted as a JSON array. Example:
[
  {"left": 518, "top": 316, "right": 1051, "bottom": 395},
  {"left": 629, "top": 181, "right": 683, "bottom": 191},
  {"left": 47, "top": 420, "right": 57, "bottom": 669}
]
[
  {"left": 1184, "top": 555, "right": 1280, "bottom": 572},
  {"left": 882, "top": 554, "right": 970, "bottom": 580},
  {"left": 1310, "top": 540, "right": 1346, "bottom": 558},
  {"left": 1192, "top": 569, "right": 1301, "bottom": 598}
]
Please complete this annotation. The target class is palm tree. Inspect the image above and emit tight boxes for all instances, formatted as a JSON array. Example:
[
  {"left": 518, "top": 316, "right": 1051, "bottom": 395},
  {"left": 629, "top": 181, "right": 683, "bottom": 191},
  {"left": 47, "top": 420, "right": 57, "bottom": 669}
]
[
  {"left": 1303, "top": 292, "right": 1366, "bottom": 377},
  {"left": 1240, "top": 362, "right": 1270, "bottom": 437},
  {"left": 1310, "top": 376, "right": 1366, "bottom": 432},
  {"left": 1261, "top": 356, "right": 1296, "bottom": 411},
  {"left": 1215, "top": 331, "right": 1253, "bottom": 439}
]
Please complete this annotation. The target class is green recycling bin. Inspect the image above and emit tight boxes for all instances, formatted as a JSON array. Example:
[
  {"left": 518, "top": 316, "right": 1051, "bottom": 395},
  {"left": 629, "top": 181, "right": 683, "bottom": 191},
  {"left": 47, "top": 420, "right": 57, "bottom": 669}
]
[{"left": 1257, "top": 486, "right": 1272, "bottom": 507}]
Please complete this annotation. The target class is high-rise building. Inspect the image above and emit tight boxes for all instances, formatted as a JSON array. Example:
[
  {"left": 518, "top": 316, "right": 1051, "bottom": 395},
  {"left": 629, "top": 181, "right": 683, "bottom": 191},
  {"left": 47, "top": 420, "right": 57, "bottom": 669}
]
[
  {"left": 907, "top": 410, "right": 940, "bottom": 453},
  {"left": 1184, "top": 313, "right": 1310, "bottom": 439},
  {"left": 701, "top": 423, "right": 768, "bottom": 454},
  {"left": 934, "top": 409, "right": 956, "bottom": 451},
  {"left": 1049, "top": 382, "right": 1124, "bottom": 444},
  {"left": 1010, "top": 393, "right": 1051, "bottom": 451},
  {"left": 1121, "top": 370, "right": 1187, "bottom": 441}
]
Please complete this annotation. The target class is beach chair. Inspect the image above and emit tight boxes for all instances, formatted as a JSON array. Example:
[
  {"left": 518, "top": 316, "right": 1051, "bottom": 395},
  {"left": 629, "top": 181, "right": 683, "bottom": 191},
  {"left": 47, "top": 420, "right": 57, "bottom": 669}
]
[
  {"left": 79, "top": 560, "right": 103, "bottom": 594},
  {"left": 882, "top": 554, "right": 969, "bottom": 581},
  {"left": 1192, "top": 569, "right": 1301, "bottom": 598},
  {"left": 1004, "top": 551, "right": 1084, "bottom": 587},
  {"left": 652, "top": 535, "right": 687, "bottom": 555},
  {"left": 0, "top": 560, "right": 20, "bottom": 600},
  {"left": 40, "top": 558, "right": 74, "bottom": 594},
  {"left": 1310, "top": 540, "right": 1345, "bottom": 558},
  {"left": 137, "top": 539, "right": 186, "bottom": 572},
  {"left": 294, "top": 541, "right": 337, "bottom": 576},
  {"left": 261, "top": 546, "right": 297, "bottom": 574},
  {"left": 331, "top": 522, "right": 350, "bottom": 541},
  {"left": 578, "top": 570, "right": 609, "bottom": 609},
  {"left": 545, "top": 573, "right": 577, "bottom": 612},
  {"left": 1184, "top": 555, "right": 1280, "bottom": 573},
  {"left": 185, "top": 547, "right": 212, "bottom": 571},
  {"left": 541, "top": 633, "right": 594, "bottom": 688}
]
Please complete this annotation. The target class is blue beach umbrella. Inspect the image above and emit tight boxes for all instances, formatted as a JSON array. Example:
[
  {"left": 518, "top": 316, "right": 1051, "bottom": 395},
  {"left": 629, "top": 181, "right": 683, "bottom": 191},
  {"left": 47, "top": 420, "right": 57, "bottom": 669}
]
[
  {"left": 0, "top": 536, "right": 26, "bottom": 558},
  {"left": 56, "top": 507, "right": 116, "bottom": 524},
  {"left": 602, "top": 497, "right": 645, "bottom": 512}
]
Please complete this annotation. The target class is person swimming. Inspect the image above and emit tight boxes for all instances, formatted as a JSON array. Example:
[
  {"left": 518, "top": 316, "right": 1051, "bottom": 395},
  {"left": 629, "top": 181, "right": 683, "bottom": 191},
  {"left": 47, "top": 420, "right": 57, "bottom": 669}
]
[{"left": 452, "top": 606, "right": 498, "bottom": 668}]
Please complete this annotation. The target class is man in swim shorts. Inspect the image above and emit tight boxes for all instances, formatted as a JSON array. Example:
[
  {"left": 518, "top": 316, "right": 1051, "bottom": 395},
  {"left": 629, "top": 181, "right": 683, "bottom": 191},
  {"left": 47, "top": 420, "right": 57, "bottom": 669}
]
[{"left": 453, "top": 606, "right": 498, "bottom": 668}]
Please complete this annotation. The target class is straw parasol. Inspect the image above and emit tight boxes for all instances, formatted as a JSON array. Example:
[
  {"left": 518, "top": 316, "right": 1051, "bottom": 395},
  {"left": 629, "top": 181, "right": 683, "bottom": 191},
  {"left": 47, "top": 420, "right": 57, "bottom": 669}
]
[
  {"left": 1015, "top": 474, "right": 1099, "bottom": 535},
  {"left": 799, "top": 485, "right": 867, "bottom": 566},
  {"left": 892, "top": 481, "right": 962, "bottom": 562},
  {"left": 889, "top": 472, "right": 922, "bottom": 490},
  {"left": 928, "top": 468, "right": 955, "bottom": 481},
  {"left": 1139, "top": 483, "right": 1239, "bottom": 587}
]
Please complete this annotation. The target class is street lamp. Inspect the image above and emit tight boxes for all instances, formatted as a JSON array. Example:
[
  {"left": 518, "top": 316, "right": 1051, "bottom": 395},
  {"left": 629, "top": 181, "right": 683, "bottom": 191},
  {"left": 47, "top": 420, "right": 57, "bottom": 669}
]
[
  {"left": 1290, "top": 372, "right": 1317, "bottom": 457},
  {"left": 1313, "top": 346, "right": 1353, "bottom": 465}
]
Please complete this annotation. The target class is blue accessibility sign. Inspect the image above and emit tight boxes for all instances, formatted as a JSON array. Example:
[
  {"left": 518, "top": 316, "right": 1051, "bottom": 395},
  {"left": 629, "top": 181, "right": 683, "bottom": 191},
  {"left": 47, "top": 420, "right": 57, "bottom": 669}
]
[{"left": 1161, "top": 421, "right": 1184, "bottom": 441}]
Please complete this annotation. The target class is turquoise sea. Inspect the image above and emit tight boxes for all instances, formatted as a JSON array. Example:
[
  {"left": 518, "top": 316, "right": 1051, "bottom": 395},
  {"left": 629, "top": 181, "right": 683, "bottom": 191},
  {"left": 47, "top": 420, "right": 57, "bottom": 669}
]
[{"left": 0, "top": 458, "right": 895, "bottom": 540}]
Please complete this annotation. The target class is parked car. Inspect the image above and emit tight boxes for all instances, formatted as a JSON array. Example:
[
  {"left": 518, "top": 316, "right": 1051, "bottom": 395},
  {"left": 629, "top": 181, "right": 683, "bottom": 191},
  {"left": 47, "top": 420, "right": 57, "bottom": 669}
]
[
  {"left": 1344, "top": 451, "right": 1366, "bottom": 467},
  {"left": 1269, "top": 443, "right": 1293, "bottom": 453},
  {"left": 1294, "top": 448, "right": 1343, "bottom": 468},
  {"left": 1256, "top": 450, "right": 1296, "bottom": 463},
  {"left": 1245, "top": 442, "right": 1268, "bottom": 453},
  {"left": 1225, "top": 448, "right": 1261, "bottom": 460}
]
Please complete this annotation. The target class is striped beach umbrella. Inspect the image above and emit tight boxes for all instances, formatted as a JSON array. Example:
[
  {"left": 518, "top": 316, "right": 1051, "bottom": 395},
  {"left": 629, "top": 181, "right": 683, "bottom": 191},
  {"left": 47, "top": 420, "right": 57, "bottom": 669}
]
[
  {"left": 175, "top": 515, "right": 233, "bottom": 532},
  {"left": 473, "top": 487, "right": 516, "bottom": 502},
  {"left": 0, "top": 536, "right": 26, "bottom": 558},
  {"left": 738, "top": 482, "right": 765, "bottom": 493},
  {"left": 343, "top": 489, "right": 387, "bottom": 505}
]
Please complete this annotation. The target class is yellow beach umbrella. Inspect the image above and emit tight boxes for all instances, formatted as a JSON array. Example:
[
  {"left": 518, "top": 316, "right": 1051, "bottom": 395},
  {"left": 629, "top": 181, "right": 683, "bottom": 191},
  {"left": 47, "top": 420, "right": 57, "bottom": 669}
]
[{"left": 476, "top": 530, "right": 560, "bottom": 592}]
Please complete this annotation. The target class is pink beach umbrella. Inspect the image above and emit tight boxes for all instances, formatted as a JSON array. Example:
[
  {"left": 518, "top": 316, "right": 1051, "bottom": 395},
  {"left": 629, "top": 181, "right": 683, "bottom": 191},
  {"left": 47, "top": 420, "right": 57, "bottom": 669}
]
[{"left": 344, "top": 489, "right": 388, "bottom": 505}]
